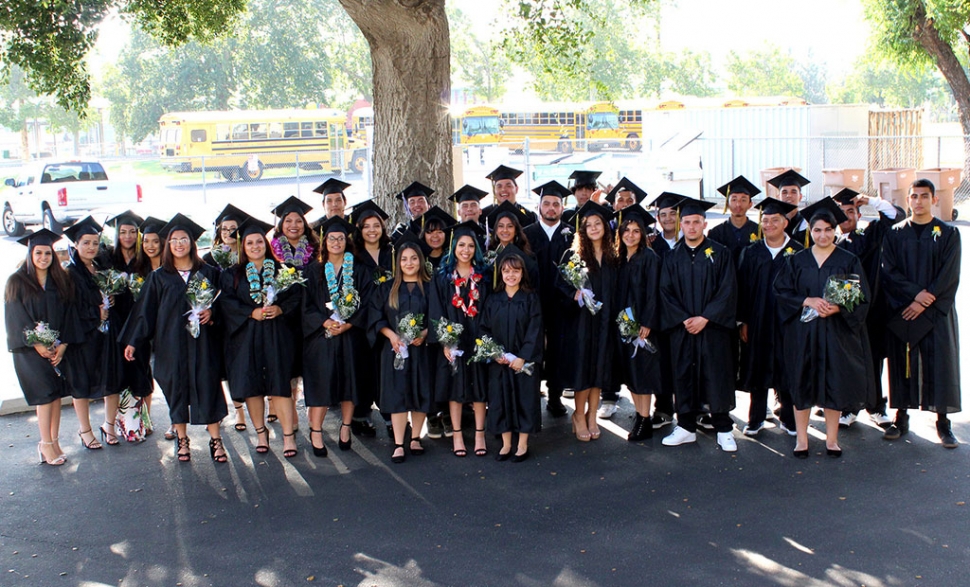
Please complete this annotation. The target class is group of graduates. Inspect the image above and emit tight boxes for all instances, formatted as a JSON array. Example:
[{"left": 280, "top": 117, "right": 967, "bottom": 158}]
[{"left": 5, "top": 162, "right": 961, "bottom": 468}]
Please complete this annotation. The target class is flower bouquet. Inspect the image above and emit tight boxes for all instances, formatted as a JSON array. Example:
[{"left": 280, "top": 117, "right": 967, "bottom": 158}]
[
  {"left": 93, "top": 269, "right": 129, "bottom": 333},
  {"left": 128, "top": 273, "right": 146, "bottom": 301},
  {"left": 433, "top": 318, "right": 464, "bottom": 373},
  {"left": 374, "top": 268, "right": 393, "bottom": 286},
  {"left": 265, "top": 264, "right": 307, "bottom": 307},
  {"left": 800, "top": 274, "right": 865, "bottom": 323},
  {"left": 24, "top": 321, "right": 62, "bottom": 377},
  {"left": 116, "top": 388, "right": 152, "bottom": 443},
  {"left": 559, "top": 252, "right": 602, "bottom": 314},
  {"left": 184, "top": 273, "right": 220, "bottom": 338},
  {"left": 210, "top": 244, "right": 237, "bottom": 270},
  {"left": 469, "top": 335, "right": 534, "bottom": 375},
  {"left": 616, "top": 307, "right": 657, "bottom": 356},
  {"left": 394, "top": 313, "right": 424, "bottom": 370}
]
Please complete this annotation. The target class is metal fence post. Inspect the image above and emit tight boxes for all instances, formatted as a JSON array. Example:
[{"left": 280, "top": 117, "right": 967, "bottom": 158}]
[
  {"left": 201, "top": 156, "right": 207, "bottom": 205},
  {"left": 523, "top": 137, "right": 531, "bottom": 196},
  {"left": 295, "top": 152, "right": 301, "bottom": 197}
]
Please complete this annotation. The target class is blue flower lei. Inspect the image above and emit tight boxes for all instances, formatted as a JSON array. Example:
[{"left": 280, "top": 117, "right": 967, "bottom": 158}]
[
  {"left": 325, "top": 252, "right": 354, "bottom": 303},
  {"left": 246, "top": 259, "right": 276, "bottom": 304}
]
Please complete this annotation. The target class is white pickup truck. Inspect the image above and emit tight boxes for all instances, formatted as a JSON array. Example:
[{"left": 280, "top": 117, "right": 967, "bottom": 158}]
[{"left": 2, "top": 161, "right": 143, "bottom": 236}]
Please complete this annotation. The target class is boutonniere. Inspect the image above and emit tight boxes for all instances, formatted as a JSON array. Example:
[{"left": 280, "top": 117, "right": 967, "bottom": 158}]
[
  {"left": 749, "top": 233, "right": 759, "bottom": 242},
  {"left": 854, "top": 228, "right": 865, "bottom": 236},
  {"left": 704, "top": 247, "right": 714, "bottom": 263},
  {"left": 932, "top": 225, "right": 942, "bottom": 242},
  {"left": 783, "top": 246, "right": 795, "bottom": 257}
]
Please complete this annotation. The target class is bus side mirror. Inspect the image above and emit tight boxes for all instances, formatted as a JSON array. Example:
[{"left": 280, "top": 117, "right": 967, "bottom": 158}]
[{"left": 4, "top": 178, "right": 13, "bottom": 187}]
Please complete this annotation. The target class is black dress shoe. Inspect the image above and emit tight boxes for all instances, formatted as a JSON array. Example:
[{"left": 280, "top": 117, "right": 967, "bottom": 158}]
[
  {"left": 512, "top": 449, "right": 530, "bottom": 463},
  {"left": 546, "top": 401, "right": 568, "bottom": 417},
  {"left": 495, "top": 450, "right": 512, "bottom": 462},
  {"left": 883, "top": 419, "right": 910, "bottom": 440},
  {"left": 627, "top": 414, "right": 653, "bottom": 442},
  {"left": 351, "top": 419, "right": 377, "bottom": 438},
  {"left": 826, "top": 447, "right": 842, "bottom": 458},
  {"left": 793, "top": 448, "right": 809, "bottom": 459},
  {"left": 937, "top": 420, "right": 959, "bottom": 449}
]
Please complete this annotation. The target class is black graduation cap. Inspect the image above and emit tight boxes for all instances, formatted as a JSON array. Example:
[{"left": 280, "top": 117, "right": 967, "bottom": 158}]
[
  {"left": 105, "top": 210, "right": 145, "bottom": 229},
  {"left": 271, "top": 196, "right": 313, "bottom": 218},
  {"left": 831, "top": 188, "right": 861, "bottom": 206},
  {"left": 717, "top": 175, "right": 761, "bottom": 198},
  {"left": 754, "top": 197, "right": 798, "bottom": 217},
  {"left": 532, "top": 180, "right": 571, "bottom": 200},
  {"left": 232, "top": 216, "right": 274, "bottom": 240},
  {"left": 569, "top": 170, "right": 602, "bottom": 189},
  {"left": 393, "top": 228, "right": 423, "bottom": 249},
  {"left": 605, "top": 177, "right": 648, "bottom": 206},
  {"left": 447, "top": 219, "right": 488, "bottom": 241},
  {"left": 62, "top": 216, "right": 103, "bottom": 243},
  {"left": 767, "top": 169, "right": 810, "bottom": 189},
  {"left": 139, "top": 216, "right": 167, "bottom": 236},
  {"left": 616, "top": 205, "right": 656, "bottom": 227},
  {"left": 313, "top": 178, "right": 351, "bottom": 196},
  {"left": 317, "top": 215, "right": 358, "bottom": 236},
  {"left": 485, "top": 200, "right": 527, "bottom": 229},
  {"left": 648, "top": 192, "right": 686, "bottom": 211},
  {"left": 801, "top": 197, "right": 849, "bottom": 225},
  {"left": 349, "top": 199, "right": 389, "bottom": 224},
  {"left": 575, "top": 200, "right": 614, "bottom": 222},
  {"left": 485, "top": 165, "right": 523, "bottom": 182},
  {"left": 448, "top": 185, "right": 489, "bottom": 204},
  {"left": 678, "top": 197, "right": 716, "bottom": 218},
  {"left": 16, "top": 228, "right": 60, "bottom": 248},
  {"left": 414, "top": 206, "right": 456, "bottom": 232},
  {"left": 396, "top": 181, "right": 434, "bottom": 201},
  {"left": 887, "top": 312, "right": 935, "bottom": 346},
  {"left": 214, "top": 204, "right": 248, "bottom": 227},
  {"left": 161, "top": 213, "right": 206, "bottom": 241}
]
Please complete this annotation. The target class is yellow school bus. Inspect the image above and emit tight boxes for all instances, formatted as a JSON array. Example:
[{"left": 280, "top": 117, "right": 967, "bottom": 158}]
[
  {"left": 158, "top": 108, "right": 368, "bottom": 181},
  {"left": 452, "top": 105, "right": 503, "bottom": 146},
  {"left": 350, "top": 106, "right": 373, "bottom": 143}
]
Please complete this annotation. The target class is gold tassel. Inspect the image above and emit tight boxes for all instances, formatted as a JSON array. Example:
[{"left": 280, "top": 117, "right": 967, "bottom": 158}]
[
  {"left": 804, "top": 229, "right": 810, "bottom": 249},
  {"left": 905, "top": 343, "right": 911, "bottom": 379},
  {"left": 757, "top": 210, "right": 763, "bottom": 240},
  {"left": 723, "top": 185, "right": 730, "bottom": 214}
]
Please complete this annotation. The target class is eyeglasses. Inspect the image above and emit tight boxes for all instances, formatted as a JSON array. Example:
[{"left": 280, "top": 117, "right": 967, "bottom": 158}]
[
  {"left": 326, "top": 235, "right": 346, "bottom": 243},
  {"left": 170, "top": 237, "right": 191, "bottom": 246},
  {"left": 220, "top": 227, "right": 236, "bottom": 233}
]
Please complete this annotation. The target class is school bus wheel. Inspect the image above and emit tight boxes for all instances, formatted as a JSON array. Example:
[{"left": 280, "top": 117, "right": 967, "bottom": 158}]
[
  {"left": 351, "top": 151, "right": 367, "bottom": 174},
  {"left": 240, "top": 161, "right": 264, "bottom": 182}
]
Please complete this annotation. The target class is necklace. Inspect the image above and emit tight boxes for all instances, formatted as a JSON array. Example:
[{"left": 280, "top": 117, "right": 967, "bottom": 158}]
[
  {"left": 272, "top": 236, "right": 312, "bottom": 267},
  {"left": 451, "top": 269, "right": 482, "bottom": 317},
  {"left": 246, "top": 260, "right": 276, "bottom": 304},
  {"left": 325, "top": 252, "right": 354, "bottom": 304}
]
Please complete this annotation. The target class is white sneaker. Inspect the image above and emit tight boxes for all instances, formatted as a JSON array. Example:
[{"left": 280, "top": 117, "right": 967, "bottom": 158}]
[
  {"left": 662, "top": 426, "right": 697, "bottom": 446},
  {"left": 869, "top": 411, "right": 892, "bottom": 428},
  {"left": 717, "top": 432, "right": 738, "bottom": 452},
  {"left": 597, "top": 401, "right": 617, "bottom": 419},
  {"left": 777, "top": 421, "right": 798, "bottom": 437},
  {"left": 562, "top": 390, "right": 575, "bottom": 399},
  {"left": 838, "top": 413, "right": 857, "bottom": 428},
  {"left": 742, "top": 422, "right": 764, "bottom": 437}
]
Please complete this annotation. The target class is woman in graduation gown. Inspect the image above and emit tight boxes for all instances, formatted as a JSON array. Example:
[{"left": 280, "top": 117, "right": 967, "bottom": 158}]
[
  {"left": 370, "top": 234, "right": 433, "bottom": 463},
  {"left": 480, "top": 249, "right": 543, "bottom": 462},
  {"left": 418, "top": 206, "right": 455, "bottom": 273},
  {"left": 124, "top": 214, "right": 229, "bottom": 463},
  {"left": 556, "top": 201, "right": 617, "bottom": 442},
  {"left": 63, "top": 217, "right": 116, "bottom": 449},
  {"left": 5, "top": 229, "right": 82, "bottom": 465},
  {"left": 429, "top": 220, "right": 491, "bottom": 457},
  {"left": 485, "top": 201, "right": 540, "bottom": 291},
  {"left": 774, "top": 205, "right": 874, "bottom": 458},
  {"left": 218, "top": 218, "right": 300, "bottom": 458},
  {"left": 302, "top": 216, "right": 371, "bottom": 457},
  {"left": 614, "top": 209, "right": 662, "bottom": 441}
]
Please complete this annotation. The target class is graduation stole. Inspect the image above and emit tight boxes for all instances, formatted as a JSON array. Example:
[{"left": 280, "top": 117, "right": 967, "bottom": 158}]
[
  {"left": 246, "top": 260, "right": 276, "bottom": 304},
  {"left": 451, "top": 269, "right": 482, "bottom": 318},
  {"left": 325, "top": 253, "right": 355, "bottom": 304}
]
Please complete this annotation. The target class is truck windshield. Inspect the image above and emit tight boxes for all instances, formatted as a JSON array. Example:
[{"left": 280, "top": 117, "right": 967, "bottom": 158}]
[
  {"left": 40, "top": 163, "right": 107, "bottom": 183},
  {"left": 587, "top": 112, "right": 619, "bottom": 130},
  {"left": 462, "top": 116, "right": 501, "bottom": 136}
]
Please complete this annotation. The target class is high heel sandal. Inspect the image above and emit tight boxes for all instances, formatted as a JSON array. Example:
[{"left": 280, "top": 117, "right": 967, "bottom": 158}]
[
  {"left": 175, "top": 436, "right": 191, "bottom": 462},
  {"left": 309, "top": 428, "right": 327, "bottom": 458},
  {"left": 451, "top": 429, "right": 467, "bottom": 458},
  {"left": 410, "top": 437, "right": 425, "bottom": 456},
  {"left": 282, "top": 432, "right": 298, "bottom": 459},
  {"left": 79, "top": 428, "right": 102, "bottom": 450},
  {"left": 338, "top": 423, "right": 353, "bottom": 451},
  {"left": 571, "top": 415, "right": 591, "bottom": 442},
  {"left": 587, "top": 417, "right": 601, "bottom": 440},
  {"left": 37, "top": 441, "right": 66, "bottom": 466},
  {"left": 254, "top": 426, "right": 270, "bottom": 454},
  {"left": 100, "top": 422, "right": 120, "bottom": 446},
  {"left": 209, "top": 437, "right": 228, "bottom": 463},
  {"left": 391, "top": 443, "right": 406, "bottom": 464},
  {"left": 474, "top": 428, "right": 487, "bottom": 457}
]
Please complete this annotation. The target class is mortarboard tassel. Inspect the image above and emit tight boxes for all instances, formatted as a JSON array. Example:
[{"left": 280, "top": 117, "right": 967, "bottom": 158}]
[
  {"left": 723, "top": 185, "right": 730, "bottom": 214},
  {"left": 804, "top": 228, "right": 810, "bottom": 249},
  {"left": 905, "top": 343, "right": 911, "bottom": 379},
  {"left": 757, "top": 210, "right": 763, "bottom": 241}
]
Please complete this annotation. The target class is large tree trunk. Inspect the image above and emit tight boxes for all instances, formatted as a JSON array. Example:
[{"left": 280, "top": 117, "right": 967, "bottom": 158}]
[
  {"left": 912, "top": 2, "right": 970, "bottom": 189},
  {"left": 338, "top": 0, "right": 453, "bottom": 224},
  {"left": 20, "top": 125, "right": 29, "bottom": 161}
]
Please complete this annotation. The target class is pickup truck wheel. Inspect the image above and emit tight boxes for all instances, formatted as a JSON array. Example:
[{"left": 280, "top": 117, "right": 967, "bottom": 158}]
[
  {"left": 42, "top": 208, "right": 60, "bottom": 233},
  {"left": 3, "top": 205, "right": 25, "bottom": 237}
]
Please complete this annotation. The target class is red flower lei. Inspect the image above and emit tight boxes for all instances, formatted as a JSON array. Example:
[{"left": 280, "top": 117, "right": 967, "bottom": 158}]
[{"left": 451, "top": 271, "right": 482, "bottom": 317}]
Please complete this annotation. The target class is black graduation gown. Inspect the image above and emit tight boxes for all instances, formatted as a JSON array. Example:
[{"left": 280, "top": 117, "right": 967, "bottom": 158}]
[
  {"left": 736, "top": 239, "right": 802, "bottom": 392},
  {"left": 615, "top": 248, "right": 663, "bottom": 395},
  {"left": 429, "top": 268, "right": 490, "bottom": 404},
  {"left": 117, "top": 267, "right": 155, "bottom": 398},
  {"left": 555, "top": 250, "right": 616, "bottom": 391},
  {"left": 64, "top": 261, "right": 107, "bottom": 399},
  {"left": 480, "top": 289, "right": 543, "bottom": 434},
  {"left": 101, "top": 254, "right": 151, "bottom": 396},
  {"left": 649, "top": 234, "right": 677, "bottom": 408},
  {"left": 355, "top": 246, "right": 394, "bottom": 408},
  {"left": 488, "top": 246, "right": 540, "bottom": 295},
  {"left": 124, "top": 265, "right": 227, "bottom": 425},
  {"left": 369, "top": 281, "right": 433, "bottom": 414},
  {"left": 708, "top": 218, "right": 760, "bottom": 264},
  {"left": 880, "top": 218, "right": 961, "bottom": 413},
  {"left": 270, "top": 237, "right": 312, "bottom": 379},
  {"left": 522, "top": 221, "right": 575, "bottom": 393},
  {"left": 482, "top": 202, "right": 537, "bottom": 227},
  {"left": 218, "top": 265, "right": 299, "bottom": 401},
  {"left": 302, "top": 259, "right": 370, "bottom": 407},
  {"left": 659, "top": 238, "right": 737, "bottom": 414},
  {"left": 5, "top": 271, "right": 83, "bottom": 405},
  {"left": 784, "top": 211, "right": 813, "bottom": 248},
  {"left": 774, "top": 246, "right": 875, "bottom": 411}
]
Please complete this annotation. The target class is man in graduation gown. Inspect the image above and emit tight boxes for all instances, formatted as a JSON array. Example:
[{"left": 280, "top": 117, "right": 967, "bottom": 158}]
[
  {"left": 659, "top": 198, "right": 739, "bottom": 452},
  {"left": 482, "top": 165, "right": 538, "bottom": 228},
  {"left": 736, "top": 198, "right": 801, "bottom": 437},
  {"left": 708, "top": 175, "right": 761, "bottom": 263},
  {"left": 768, "top": 169, "right": 812, "bottom": 247},
  {"left": 523, "top": 180, "right": 575, "bottom": 417},
  {"left": 315, "top": 178, "right": 351, "bottom": 219},
  {"left": 563, "top": 170, "right": 603, "bottom": 225},
  {"left": 648, "top": 192, "right": 685, "bottom": 258},
  {"left": 449, "top": 184, "right": 487, "bottom": 227},
  {"left": 833, "top": 188, "right": 904, "bottom": 428},
  {"left": 880, "top": 179, "right": 962, "bottom": 447}
]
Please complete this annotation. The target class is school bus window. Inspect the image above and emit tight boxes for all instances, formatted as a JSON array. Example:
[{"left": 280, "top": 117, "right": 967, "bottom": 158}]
[
  {"left": 232, "top": 123, "right": 249, "bottom": 141},
  {"left": 250, "top": 123, "right": 267, "bottom": 139},
  {"left": 301, "top": 122, "right": 313, "bottom": 138},
  {"left": 539, "top": 113, "right": 548, "bottom": 124},
  {"left": 190, "top": 129, "right": 207, "bottom": 143},
  {"left": 216, "top": 125, "right": 231, "bottom": 141},
  {"left": 315, "top": 121, "right": 328, "bottom": 137},
  {"left": 269, "top": 122, "right": 283, "bottom": 139},
  {"left": 283, "top": 122, "right": 299, "bottom": 138}
]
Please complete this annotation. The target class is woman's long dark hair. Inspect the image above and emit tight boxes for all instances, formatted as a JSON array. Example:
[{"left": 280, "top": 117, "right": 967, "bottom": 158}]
[
  {"left": 572, "top": 214, "right": 617, "bottom": 271},
  {"left": 161, "top": 231, "right": 203, "bottom": 273},
  {"left": 317, "top": 230, "right": 357, "bottom": 283},
  {"left": 616, "top": 217, "right": 649, "bottom": 262},
  {"left": 352, "top": 211, "right": 391, "bottom": 252},
  {"left": 232, "top": 231, "right": 277, "bottom": 289},
  {"left": 440, "top": 232, "right": 485, "bottom": 276},
  {"left": 389, "top": 242, "right": 430, "bottom": 310},
  {"left": 275, "top": 211, "right": 320, "bottom": 250},
  {"left": 110, "top": 221, "right": 142, "bottom": 270},
  {"left": 5, "top": 245, "right": 75, "bottom": 304},
  {"left": 494, "top": 254, "right": 533, "bottom": 293},
  {"left": 487, "top": 213, "right": 533, "bottom": 256},
  {"left": 134, "top": 230, "right": 161, "bottom": 278}
]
